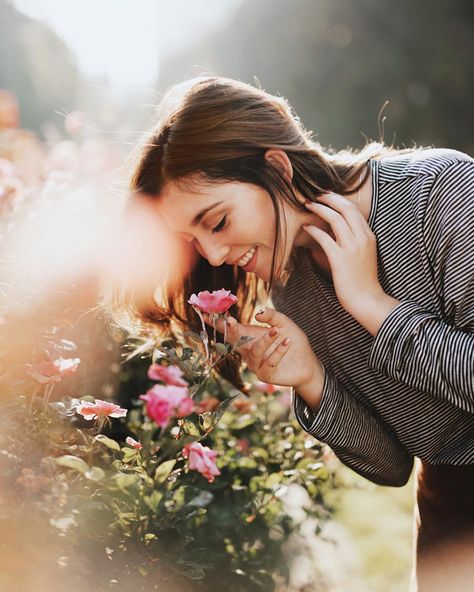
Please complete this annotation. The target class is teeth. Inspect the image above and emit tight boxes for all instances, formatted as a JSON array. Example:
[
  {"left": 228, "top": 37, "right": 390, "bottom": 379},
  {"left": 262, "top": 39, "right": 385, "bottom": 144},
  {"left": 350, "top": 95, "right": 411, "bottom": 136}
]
[{"left": 237, "top": 246, "right": 256, "bottom": 267}]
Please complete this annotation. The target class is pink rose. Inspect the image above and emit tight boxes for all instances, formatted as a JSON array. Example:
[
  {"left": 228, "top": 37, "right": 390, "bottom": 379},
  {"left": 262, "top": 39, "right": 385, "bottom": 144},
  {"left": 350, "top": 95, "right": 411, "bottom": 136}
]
[
  {"left": 141, "top": 396, "right": 173, "bottom": 429},
  {"left": 188, "top": 289, "right": 237, "bottom": 314},
  {"left": 139, "top": 384, "right": 194, "bottom": 429},
  {"left": 26, "top": 357, "right": 80, "bottom": 384},
  {"left": 125, "top": 436, "right": 143, "bottom": 450},
  {"left": 76, "top": 399, "right": 127, "bottom": 420},
  {"left": 182, "top": 442, "right": 221, "bottom": 483},
  {"left": 148, "top": 363, "right": 188, "bottom": 386}
]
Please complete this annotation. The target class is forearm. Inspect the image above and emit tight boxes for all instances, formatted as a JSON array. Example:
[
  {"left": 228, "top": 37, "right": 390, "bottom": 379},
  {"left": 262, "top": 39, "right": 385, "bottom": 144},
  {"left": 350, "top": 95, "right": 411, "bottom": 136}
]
[
  {"left": 293, "top": 370, "right": 414, "bottom": 487},
  {"left": 295, "top": 357, "right": 325, "bottom": 410},
  {"left": 367, "top": 300, "right": 474, "bottom": 412},
  {"left": 347, "top": 291, "right": 401, "bottom": 337}
]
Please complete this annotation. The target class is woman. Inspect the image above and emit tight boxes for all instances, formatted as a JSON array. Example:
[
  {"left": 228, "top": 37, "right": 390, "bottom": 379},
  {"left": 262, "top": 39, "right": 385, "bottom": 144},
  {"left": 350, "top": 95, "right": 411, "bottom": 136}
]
[{"left": 113, "top": 75, "right": 474, "bottom": 590}]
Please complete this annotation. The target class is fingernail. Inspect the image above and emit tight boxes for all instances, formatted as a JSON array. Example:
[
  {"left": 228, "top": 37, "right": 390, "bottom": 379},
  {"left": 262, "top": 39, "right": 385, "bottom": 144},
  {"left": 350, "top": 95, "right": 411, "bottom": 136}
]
[
  {"left": 282, "top": 337, "right": 290, "bottom": 346},
  {"left": 269, "top": 327, "right": 278, "bottom": 337}
]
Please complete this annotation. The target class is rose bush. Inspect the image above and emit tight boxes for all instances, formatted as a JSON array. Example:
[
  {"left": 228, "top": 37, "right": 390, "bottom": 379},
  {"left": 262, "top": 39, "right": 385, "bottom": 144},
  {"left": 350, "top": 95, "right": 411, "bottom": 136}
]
[
  {"left": 1, "top": 296, "right": 334, "bottom": 591},
  {"left": 0, "top": 127, "right": 335, "bottom": 592}
]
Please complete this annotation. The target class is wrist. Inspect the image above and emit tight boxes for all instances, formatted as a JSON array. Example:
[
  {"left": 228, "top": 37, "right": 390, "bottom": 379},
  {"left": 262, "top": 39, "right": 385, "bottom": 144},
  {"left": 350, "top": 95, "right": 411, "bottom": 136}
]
[
  {"left": 295, "top": 359, "right": 325, "bottom": 411},
  {"left": 347, "top": 291, "right": 400, "bottom": 337}
]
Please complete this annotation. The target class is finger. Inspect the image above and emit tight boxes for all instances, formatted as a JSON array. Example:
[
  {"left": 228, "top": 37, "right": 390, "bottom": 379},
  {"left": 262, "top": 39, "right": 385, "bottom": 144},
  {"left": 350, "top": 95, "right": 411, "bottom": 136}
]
[
  {"left": 261, "top": 337, "right": 291, "bottom": 369},
  {"left": 302, "top": 225, "right": 340, "bottom": 265},
  {"left": 304, "top": 200, "right": 353, "bottom": 244},
  {"left": 254, "top": 306, "right": 289, "bottom": 329},
  {"left": 220, "top": 315, "right": 260, "bottom": 350},
  {"left": 248, "top": 326, "right": 280, "bottom": 363},
  {"left": 310, "top": 193, "right": 369, "bottom": 235}
]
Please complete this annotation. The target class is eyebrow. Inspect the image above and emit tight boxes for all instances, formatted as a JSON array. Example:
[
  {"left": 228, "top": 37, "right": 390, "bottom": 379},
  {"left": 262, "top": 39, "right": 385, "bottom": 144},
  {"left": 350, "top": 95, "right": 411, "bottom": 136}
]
[{"left": 191, "top": 201, "right": 224, "bottom": 227}]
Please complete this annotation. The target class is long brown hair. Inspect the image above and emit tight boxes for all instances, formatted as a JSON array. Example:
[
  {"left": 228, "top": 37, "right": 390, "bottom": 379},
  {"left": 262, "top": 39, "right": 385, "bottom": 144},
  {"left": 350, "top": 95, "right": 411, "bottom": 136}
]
[{"left": 104, "top": 75, "right": 402, "bottom": 394}]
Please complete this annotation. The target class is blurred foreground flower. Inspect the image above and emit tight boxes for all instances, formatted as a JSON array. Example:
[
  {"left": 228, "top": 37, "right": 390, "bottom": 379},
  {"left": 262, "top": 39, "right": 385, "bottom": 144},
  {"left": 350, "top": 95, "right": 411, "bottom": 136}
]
[
  {"left": 147, "top": 363, "right": 188, "bottom": 386},
  {"left": 253, "top": 380, "right": 280, "bottom": 394},
  {"left": 75, "top": 398, "right": 127, "bottom": 420},
  {"left": 183, "top": 441, "right": 221, "bottom": 483},
  {"left": 125, "top": 436, "right": 143, "bottom": 450},
  {"left": 139, "top": 384, "right": 194, "bottom": 429},
  {"left": 26, "top": 356, "right": 80, "bottom": 384}
]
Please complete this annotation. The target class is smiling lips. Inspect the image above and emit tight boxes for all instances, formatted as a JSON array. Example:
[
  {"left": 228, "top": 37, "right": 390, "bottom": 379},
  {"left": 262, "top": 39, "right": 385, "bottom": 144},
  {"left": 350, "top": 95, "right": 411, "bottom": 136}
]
[{"left": 236, "top": 246, "right": 256, "bottom": 267}]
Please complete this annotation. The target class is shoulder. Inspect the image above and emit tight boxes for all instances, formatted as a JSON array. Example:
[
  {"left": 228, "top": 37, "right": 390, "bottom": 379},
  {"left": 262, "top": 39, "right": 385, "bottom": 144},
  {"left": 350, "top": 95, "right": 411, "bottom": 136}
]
[
  {"left": 375, "top": 147, "right": 473, "bottom": 185},
  {"left": 405, "top": 147, "right": 473, "bottom": 174}
]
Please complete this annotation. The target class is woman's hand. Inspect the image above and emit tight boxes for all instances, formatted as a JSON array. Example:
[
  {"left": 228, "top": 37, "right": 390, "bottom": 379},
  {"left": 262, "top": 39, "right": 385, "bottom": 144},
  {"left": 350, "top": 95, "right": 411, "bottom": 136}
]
[
  {"left": 203, "top": 307, "right": 325, "bottom": 407},
  {"left": 302, "top": 194, "right": 388, "bottom": 323}
]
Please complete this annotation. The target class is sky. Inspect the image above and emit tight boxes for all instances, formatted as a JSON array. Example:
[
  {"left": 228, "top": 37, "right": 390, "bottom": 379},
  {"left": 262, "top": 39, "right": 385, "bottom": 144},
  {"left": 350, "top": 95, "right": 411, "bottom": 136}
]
[{"left": 13, "top": 0, "right": 242, "bottom": 88}]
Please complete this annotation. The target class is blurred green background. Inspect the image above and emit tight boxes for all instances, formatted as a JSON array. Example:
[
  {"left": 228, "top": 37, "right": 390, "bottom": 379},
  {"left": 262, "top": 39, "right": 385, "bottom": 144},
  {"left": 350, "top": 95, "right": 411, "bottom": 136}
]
[
  {"left": 1, "top": 0, "right": 473, "bottom": 153},
  {"left": 1, "top": 1, "right": 471, "bottom": 590}
]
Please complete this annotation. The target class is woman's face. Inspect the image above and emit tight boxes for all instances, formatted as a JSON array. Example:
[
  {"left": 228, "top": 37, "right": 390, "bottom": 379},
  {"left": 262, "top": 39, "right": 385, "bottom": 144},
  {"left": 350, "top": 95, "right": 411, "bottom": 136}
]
[{"left": 157, "top": 177, "right": 315, "bottom": 282}]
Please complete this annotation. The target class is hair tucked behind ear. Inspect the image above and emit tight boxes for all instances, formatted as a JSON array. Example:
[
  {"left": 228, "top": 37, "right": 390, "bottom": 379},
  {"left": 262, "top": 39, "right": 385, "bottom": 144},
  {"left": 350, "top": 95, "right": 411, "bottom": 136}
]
[{"left": 102, "top": 75, "right": 410, "bottom": 395}]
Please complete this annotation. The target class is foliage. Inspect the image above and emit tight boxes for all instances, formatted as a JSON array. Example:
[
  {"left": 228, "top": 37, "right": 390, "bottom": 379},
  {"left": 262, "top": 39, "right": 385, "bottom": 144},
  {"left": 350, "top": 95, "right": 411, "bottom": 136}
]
[{"left": 1, "top": 362, "right": 333, "bottom": 592}]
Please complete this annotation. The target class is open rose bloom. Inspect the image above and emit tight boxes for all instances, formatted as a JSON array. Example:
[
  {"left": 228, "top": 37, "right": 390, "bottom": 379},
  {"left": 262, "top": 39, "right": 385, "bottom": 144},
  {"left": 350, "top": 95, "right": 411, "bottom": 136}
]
[
  {"left": 26, "top": 356, "right": 80, "bottom": 384},
  {"left": 139, "top": 384, "right": 194, "bottom": 429},
  {"left": 76, "top": 399, "right": 127, "bottom": 420},
  {"left": 188, "top": 289, "right": 237, "bottom": 314},
  {"left": 148, "top": 363, "right": 188, "bottom": 386},
  {"left": 183, "top": 442, "right": 221, "bottom": 483}
]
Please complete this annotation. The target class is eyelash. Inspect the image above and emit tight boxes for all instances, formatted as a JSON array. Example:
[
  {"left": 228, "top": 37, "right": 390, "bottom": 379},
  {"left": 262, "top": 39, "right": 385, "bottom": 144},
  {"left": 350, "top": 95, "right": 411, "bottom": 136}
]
[{"left": 211, "top": 215, "right": 227, "bottom": 234}]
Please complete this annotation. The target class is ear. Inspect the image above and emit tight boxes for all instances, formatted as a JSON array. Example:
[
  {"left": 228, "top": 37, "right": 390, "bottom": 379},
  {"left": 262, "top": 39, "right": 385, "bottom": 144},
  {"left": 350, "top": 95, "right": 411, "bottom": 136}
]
[{"left": 264, "top": 149, "right": 293, "bottom": 183}]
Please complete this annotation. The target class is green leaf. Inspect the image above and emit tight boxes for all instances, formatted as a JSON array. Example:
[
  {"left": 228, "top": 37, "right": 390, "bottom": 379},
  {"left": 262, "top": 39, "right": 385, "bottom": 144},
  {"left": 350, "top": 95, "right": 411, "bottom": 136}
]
[
  {"left": 182, "top": 419, "right": 200, "bottom": 437},
  {"left": 85, "top": 466, "right": 106, "bottom": 481},
  {"left": 143, "top": 490, "right": 163, "bottom": 513},
  {"left": 137, "top": 564, "right": 148, "bottom": 577},
  {"left": 239, "top": 457, "right": 258, "bottom": 470},
  {"left": 114, "top": 473, "right": 140, "bottom": 489},
  {"left": 154, "top": 459, "right": 176, "bottom": 483},
  {"left": 122, "top": 448, "right": 140, "bottom": 463},
  {"left": 198, "top": 412, "right": 214, "bottom": 432},
  {"left": 264, "top": 472, "right": 282, "bottom": 490},
  {"left": 212, "top": 393, "right": 240, "bottom": 425},
  {"left": 95, "top": 434, "right": 120, "bottom": 452},
  {"left": 54, "top": 455, "right": 89, "bottom": 474}
]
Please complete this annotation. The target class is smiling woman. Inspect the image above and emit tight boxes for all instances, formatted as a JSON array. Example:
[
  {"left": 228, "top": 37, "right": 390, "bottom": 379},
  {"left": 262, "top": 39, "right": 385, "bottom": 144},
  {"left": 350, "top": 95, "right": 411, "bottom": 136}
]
[
  {"left": 117, "top": 76, "right": 382, "bottom": 362},
  {"left": 103, "top": 75, "right": 474, "bottom": 591}
]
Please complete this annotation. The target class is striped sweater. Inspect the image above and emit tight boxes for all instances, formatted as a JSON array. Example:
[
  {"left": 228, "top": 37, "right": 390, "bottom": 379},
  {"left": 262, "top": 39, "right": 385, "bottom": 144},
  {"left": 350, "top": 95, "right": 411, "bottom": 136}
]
[{"left": 271, "top": 148, "right": 474, "bottom": 486}]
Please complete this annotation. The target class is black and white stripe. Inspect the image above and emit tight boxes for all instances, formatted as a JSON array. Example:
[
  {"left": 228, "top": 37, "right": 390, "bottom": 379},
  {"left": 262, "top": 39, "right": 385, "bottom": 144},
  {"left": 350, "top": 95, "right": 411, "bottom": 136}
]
[{"left": 271, "top": 148, "right": 474, "bottom": 486}]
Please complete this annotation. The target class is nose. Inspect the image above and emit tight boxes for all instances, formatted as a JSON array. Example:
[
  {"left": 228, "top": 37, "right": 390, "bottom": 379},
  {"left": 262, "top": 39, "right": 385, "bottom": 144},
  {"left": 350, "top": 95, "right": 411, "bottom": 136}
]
[{"left": 195, "top": 239, "right": 229, "bottom": 267}]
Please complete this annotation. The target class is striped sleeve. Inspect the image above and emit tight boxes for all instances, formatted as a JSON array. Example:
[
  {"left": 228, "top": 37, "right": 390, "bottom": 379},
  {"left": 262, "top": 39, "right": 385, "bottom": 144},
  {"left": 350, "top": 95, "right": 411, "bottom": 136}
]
[
  {"left": 368, "top": 159, "right": 474, "bottom": 413},
  {"left": 293, "top": 368, "right": 414, "bottom": 486}
]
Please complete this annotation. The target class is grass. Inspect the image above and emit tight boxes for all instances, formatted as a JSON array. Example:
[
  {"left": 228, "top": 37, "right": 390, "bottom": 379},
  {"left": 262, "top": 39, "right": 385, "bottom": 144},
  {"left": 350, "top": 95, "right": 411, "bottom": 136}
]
[{"left": 329, "top": 462, "right": 415, "bottom": 592}]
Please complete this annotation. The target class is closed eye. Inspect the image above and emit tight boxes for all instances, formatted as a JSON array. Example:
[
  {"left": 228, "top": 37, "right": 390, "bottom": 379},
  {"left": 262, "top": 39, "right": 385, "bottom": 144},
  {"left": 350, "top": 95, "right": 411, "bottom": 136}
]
[{"left": 211, "top": 215, "right": 227, "bottom": 234}]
